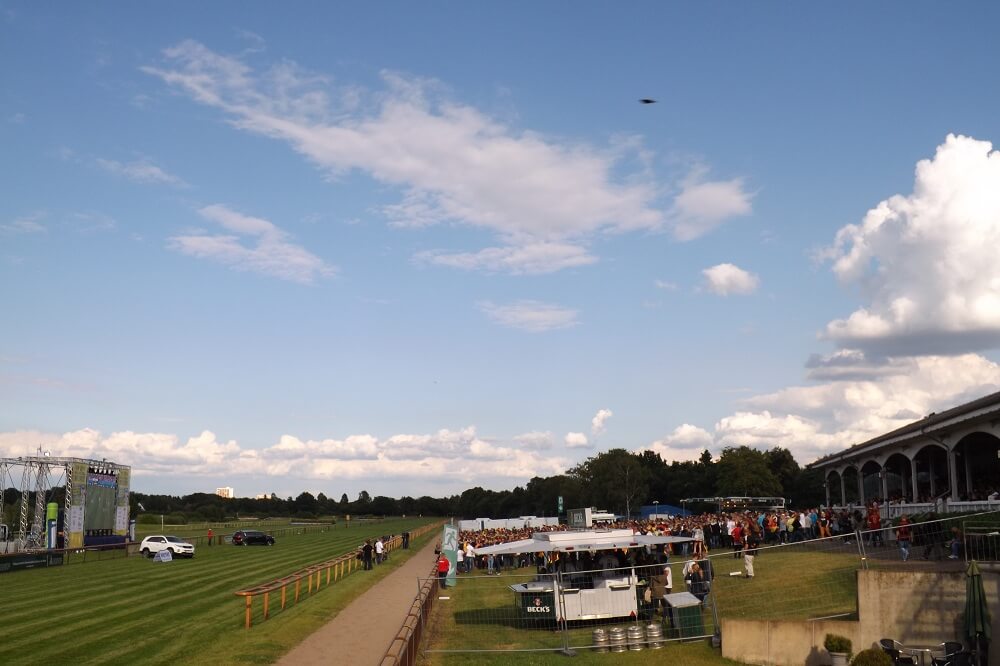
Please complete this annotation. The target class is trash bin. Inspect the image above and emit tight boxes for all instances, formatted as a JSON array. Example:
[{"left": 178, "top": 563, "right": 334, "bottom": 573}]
[
  {"left": 402, "top": 532, "right": 410, "bottom": 549},
  {"left": 664, "top": 591, "right": 704, "bottom": 638}
]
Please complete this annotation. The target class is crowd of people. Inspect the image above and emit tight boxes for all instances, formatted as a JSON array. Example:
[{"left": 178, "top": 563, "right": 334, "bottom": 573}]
[
  {"left": 437, "top": 500, "right": 962, "bottom": 581},
  {"left": 356, "top": 535, "right": 392, "bottom": 570}
]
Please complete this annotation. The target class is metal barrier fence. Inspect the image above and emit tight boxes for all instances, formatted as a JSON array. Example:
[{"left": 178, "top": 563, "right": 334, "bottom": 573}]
[
  {"left": 420, "top": 561, "right": 719, "bottom": 655},
  {"left": 421, "top": 510, "right": 1000, "bottom": 656}
]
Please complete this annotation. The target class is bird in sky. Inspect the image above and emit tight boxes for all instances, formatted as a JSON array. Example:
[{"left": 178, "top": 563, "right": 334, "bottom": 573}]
[{"left": 639, "top": 98, "right": 657, "bottom": 104}]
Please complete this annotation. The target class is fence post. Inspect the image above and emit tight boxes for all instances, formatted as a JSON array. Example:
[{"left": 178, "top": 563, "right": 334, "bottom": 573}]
[
  {"left": 263, "top": 591, "right": 270, "bottom": 620},
  {"left": 327, "top": 564, "right": 331, "bottom": 585},
  {"left": 295, "top": 579, "right": 301, "bottom": 603},
  {"left": 281, "top": 584, "right": 287, "bottom": 610},
  {"left": 244, "top": 596, "right": 253, "bottom": 629},
  {"left": 855, "top": 529, "right": 868, "bottom": 569}
]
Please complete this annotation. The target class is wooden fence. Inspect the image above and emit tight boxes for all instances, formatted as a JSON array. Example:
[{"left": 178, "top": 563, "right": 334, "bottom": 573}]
[
  {"left": 234, "top": 521, "right": 440, "bottom": 628},
  {"left": 379, "top": 563, "right": 438, "bottom": 666}
]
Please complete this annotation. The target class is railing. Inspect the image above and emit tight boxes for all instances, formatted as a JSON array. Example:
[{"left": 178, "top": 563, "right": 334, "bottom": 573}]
[
  {"left": 234, "top": 522, "right": 440, "bottom": 628},
  {"left": 380, "top": 564, "right": 438, "bottom": 666}
]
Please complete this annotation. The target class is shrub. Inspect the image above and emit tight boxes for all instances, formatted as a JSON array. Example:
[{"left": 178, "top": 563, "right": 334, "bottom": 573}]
[
  {"left": 825, "top": 633, "right": 853, "bottom": 656},
  {"left": 850, "top": 648, "right": 893, "bottom": 666}
]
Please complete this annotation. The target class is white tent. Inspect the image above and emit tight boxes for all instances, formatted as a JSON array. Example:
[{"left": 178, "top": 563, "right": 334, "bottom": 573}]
[{"left": 475, "top": 529, "right": 692, "bottom": 555}]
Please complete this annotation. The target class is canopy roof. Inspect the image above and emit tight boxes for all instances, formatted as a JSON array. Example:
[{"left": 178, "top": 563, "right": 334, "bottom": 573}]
[{"left": 475, "top": 529, "right": 693, "bottom": 555}]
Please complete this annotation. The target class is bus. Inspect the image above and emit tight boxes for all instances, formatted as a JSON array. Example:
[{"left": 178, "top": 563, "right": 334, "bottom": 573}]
[{"left": 680, "top": 497, "right": 787, "bottom": 513}]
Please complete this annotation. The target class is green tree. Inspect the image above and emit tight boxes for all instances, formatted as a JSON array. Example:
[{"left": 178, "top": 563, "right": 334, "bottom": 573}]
[
  {"left": 570, "top": 449, "right": 649, "bottom": 518},
  {"left": 715, "top": 446, "right": 782, "bottom": 497},
  {"left": 764, "top": 447, "right": 800, "bottom": 492}
]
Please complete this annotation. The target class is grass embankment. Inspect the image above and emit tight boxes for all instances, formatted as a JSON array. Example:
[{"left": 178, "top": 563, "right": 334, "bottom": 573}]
[
  {"left": 0, "top": 517, "right": 436, "bottom": 665},
  {"left": 418, "top": 543, "right": 864, "bottom": 665}
]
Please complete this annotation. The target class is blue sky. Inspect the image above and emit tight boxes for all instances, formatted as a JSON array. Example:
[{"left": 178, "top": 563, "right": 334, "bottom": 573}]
[{"left": 3, "top": 3, "right": 1000, "bottom": 500}]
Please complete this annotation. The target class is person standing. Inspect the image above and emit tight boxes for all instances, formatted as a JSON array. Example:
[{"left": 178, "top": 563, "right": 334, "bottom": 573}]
[
  {"left": 465, "top": 541, "right": 475, "bottom": 573},
  {"left": 685, "top": 561, "right": 709, "bottom": 603},
  {"left": 207, "top": 528, "right": 213, "bottom": 547},
  {"left": 896, "top": 516, "right": 912, "bottom": 562},
  {"left": 731, "top": 522, "right": 743, "bottom": 560},
  {"left": 437, "top": 553, "right": 450, "bottom": 590},
  {"left": 456, "top": 543, "right": 465, "bottom": 574},
  {"left": 362, "top": 539, "right": 373, "bottom": 570},
  {"left": 649, "top": 564, "right": 673, "bottom": 618},
  {"left": 744, "top": 528, "right": 760, "bottom": 579},
  {"left": 374, "top": 537, "right": 384, "bottom": 564}
]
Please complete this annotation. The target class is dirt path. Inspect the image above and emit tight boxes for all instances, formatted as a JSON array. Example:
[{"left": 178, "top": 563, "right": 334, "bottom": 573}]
[{"left": 277, "top": 537, "right": 438, "bottom": 666}]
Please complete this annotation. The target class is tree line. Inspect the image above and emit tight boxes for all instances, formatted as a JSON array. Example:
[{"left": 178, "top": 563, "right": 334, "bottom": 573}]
[{"left": 119, "top": 445, "right": 823, "bottom": 522}]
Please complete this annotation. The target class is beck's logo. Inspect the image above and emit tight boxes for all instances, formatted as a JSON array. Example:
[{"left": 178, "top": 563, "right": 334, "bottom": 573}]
[{"left": 526, "top": 597, "right": 551, "bottom": 613}]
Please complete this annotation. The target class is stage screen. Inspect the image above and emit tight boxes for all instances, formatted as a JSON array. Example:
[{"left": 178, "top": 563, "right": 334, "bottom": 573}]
[{"left": 84, "top": 473, "right": 117, "bottom": 531}]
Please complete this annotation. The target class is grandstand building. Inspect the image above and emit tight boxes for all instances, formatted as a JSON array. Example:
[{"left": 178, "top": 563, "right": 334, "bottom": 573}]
[{"left": 810, "top": 390, "right": 1000, "bottom": 517}]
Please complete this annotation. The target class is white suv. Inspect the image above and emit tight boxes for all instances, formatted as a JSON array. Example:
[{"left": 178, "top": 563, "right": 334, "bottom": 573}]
[{"left": 139, "top": 535, "right": 195, "bottom": 558}]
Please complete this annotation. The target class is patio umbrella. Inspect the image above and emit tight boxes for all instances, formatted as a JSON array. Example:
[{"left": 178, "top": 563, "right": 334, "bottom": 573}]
[{"left": 964, "top": 560, "right": 992, "bottom": 666}]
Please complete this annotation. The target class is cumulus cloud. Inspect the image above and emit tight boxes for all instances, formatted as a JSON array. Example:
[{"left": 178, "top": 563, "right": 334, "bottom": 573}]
[
  {"left": 822, "top": 134, "right": 1000, "bottom": 355},
  {"left": 478, "top": 300, "right": 579, "bottom": 332},
  {"left": 0, "top": 425, "right": 570, "bottom": 491},
  {"left": 591, "top": 408, "right": 613, "bottom": 436},
  {"left": 169, "top": 204, "right": 335, "bottom": 284},
  {"left": 565, "top": 432, "right": 589, "bottom": 449},
  {"left": 96, "top": 157, "right": 187, "bottom": 187},
  {"left": 144, "top": 41, "right": 750, "bottom": 275},
  {"left": 638, "top": 424, "right": 714, "bottom": 463},
  {"left": 702, "top": 263, "right": 760, "bottom": 296}
]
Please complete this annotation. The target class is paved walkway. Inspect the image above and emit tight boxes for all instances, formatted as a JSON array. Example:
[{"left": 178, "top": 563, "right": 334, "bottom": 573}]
[{"left": 277, "top": 537, "right": 438, "bottom": 666}]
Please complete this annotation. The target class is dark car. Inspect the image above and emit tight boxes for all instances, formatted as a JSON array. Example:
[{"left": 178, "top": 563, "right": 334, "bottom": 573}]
[{"left": 232, "top": 529, "right": 275, "bottom": 546}]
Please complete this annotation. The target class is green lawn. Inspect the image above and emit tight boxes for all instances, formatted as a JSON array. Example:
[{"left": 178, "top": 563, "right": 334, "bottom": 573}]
[
  {"left": 417, "top": 542, "right": 866, "bottom": 665},
  {"left": 0, "top": 517, "right": 437, "bottom": 665}
]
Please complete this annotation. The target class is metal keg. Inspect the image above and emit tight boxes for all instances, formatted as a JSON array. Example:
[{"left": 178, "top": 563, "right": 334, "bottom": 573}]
[
  {"left": 646, "top": 622, "right": 664, "bottom": 649},
  {"left": 626, "top": 624, "right": 644, "bottom": 651},
  {"left": 591, "top": 628, "right": 609, "bottom": 653},
  {"left": 608, "top": 626, "right": 627, "bottom": 653}
]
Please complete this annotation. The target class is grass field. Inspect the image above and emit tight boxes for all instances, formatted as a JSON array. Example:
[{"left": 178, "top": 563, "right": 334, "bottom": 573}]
[
  {"left": 0, "top": 517, "right": 437, "bottom": 665},
  {"left": 417, "top": 541, "right": 866, "bottom": 665}
]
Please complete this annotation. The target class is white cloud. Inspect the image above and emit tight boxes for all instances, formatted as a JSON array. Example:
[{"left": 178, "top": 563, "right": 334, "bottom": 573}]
[
  {"left": 478, "top": 300, "right": 579, "bottom": 332},
  {"left": 638, "top": 423, "right": 713, "bottom": 463},
  {"left": 654, "top": 279, "right": 679, "bottom": 291},
  {"left": 0, "top": 426, "right": 569, "bottom": 491},
  {"left": 823, "top": 134, "right": 1000, "bottom": 355},
  {"left": 671, "top": 168, "right": 753, "bottom": 241},
  {"left": 169, "top": 204, "right": 335, "bottom": 284},
  {"left": 591, "top": 408, "right": 613, "bottom": 436},
  {"left": 144, "top": 41, "right": 749, "bottom": 275},
  {"left": 96, "top": 157, "right": 186, "bottom": 187},
  {"left": 1, "top": 213, "right": 46, "bottom": 235},
  {"left": 565, "top": 432, "right": 589, "bottom": 449},
  {"left": 415, "top": 243, "right": 597, "bottom": 275},
  {"left": 702, "top": 263, "right": 760, "bottom": 296},
  {"left": 514, "top": 431, "right": 555, "bottom": 450}
]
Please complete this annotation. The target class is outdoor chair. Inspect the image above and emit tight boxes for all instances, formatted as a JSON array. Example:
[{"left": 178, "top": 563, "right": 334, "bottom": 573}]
[
  {"left": 931, "top": 642, "right": 969, "bottom": 666},
  {"left": 932, "top": 650, "right": 973, "bottom": 666},
  {"left": 879, "top": 639, "right": 917, "bottom": 665}
]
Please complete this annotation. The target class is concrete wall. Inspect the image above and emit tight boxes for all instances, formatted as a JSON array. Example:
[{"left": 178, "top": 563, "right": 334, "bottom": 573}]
[{"left": 722, "top": 569, "right": 998, "bottom": 665}]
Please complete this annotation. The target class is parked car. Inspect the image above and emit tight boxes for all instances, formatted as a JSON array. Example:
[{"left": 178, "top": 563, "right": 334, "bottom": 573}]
[
  {"left": 231, "top": 530, "right": 275, "bottom": 546},
  {"left": 140, "top": 535, "right": 195, "bottom": 558}
]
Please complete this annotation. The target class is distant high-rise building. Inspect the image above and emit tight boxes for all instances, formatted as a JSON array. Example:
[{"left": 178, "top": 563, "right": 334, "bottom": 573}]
[
  {"left": 255, "top": 493, "right": 269, "bottom": 500},
  {"left": 215, "top": 487, "right": 234, "bottom": 499}
]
